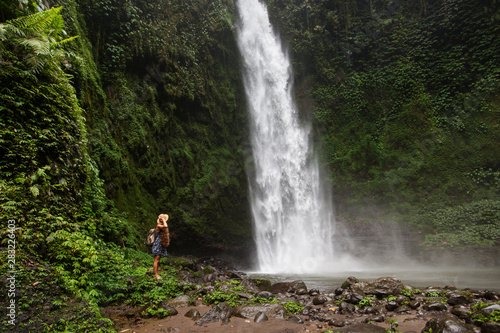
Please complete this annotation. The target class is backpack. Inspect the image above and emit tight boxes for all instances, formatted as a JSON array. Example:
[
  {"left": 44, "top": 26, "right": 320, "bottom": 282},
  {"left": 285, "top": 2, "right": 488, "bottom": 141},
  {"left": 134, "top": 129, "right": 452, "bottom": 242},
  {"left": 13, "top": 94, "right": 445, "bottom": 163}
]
[{"left": 145, "top": 228, "right": 156, "bottom": 246}]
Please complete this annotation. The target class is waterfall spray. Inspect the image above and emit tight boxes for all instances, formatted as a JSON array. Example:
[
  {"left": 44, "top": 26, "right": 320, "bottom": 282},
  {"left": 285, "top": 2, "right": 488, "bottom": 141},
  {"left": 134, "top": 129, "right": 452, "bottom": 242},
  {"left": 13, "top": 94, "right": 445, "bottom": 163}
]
[{"left": 235, "top": 0, "right": 339, "bottom": 274}]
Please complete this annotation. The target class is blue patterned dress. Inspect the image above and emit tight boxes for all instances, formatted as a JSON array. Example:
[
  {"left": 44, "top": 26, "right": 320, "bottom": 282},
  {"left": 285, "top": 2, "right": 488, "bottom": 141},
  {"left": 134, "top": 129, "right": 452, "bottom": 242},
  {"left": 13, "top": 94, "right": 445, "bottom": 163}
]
[{"left": 152, "top": 230, "right": 168, "bottom": 256}]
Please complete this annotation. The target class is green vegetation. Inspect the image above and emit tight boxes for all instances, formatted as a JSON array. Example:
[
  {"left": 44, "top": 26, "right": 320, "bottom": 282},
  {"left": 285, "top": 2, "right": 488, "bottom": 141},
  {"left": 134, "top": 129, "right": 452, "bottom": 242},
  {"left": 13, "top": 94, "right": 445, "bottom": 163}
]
[
  {"left": 283, "top": 300, "right": 305, "bottom": 315},
  {"left": 359, "top": 295, "right": 377, "bottom": 307},
  {"left": 468, "top": 302, "right": 500, "bottom": 325}
]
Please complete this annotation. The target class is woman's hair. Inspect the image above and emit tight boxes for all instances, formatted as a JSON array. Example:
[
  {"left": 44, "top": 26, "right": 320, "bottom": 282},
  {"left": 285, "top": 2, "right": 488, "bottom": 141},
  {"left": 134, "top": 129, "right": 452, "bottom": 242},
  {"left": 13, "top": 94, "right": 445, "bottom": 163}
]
[{"left": 157, "top": 214, "right": 169, "bottom": 226}]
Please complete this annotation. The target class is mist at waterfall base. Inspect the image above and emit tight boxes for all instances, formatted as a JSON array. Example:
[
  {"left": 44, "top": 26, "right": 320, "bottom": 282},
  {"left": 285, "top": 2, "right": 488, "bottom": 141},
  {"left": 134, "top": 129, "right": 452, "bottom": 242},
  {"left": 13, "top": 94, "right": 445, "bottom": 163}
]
[{"left": 234, "top": 0, "right": 499, "bottom": 291}]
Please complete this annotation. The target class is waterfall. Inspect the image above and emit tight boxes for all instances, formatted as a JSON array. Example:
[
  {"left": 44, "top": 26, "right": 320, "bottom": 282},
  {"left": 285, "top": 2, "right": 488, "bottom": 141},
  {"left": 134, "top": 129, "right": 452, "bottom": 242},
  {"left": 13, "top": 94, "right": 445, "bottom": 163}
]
[{"left": 235, "top": 0, "right": 339, "bottom": 274}]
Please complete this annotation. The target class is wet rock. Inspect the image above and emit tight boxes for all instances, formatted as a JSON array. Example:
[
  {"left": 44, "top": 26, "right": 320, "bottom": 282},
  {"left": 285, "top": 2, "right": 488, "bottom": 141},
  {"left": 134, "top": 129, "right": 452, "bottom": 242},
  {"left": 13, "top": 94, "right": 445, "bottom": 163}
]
[
  {"left": 233, "top": 303, "right": 286, "bottom": 319},
  {"left": 184, "top": 308, "right": 201, "bottom": 320},
  {"left": 309, "top": 288, "right": 320, "bottom": 296},
  {"left": 195, "top": 302, "right": 232, "bottom": 325},
  {"left": 165, "top": 295, "right": 191, "bottom": 308},
  {"left": 395, "top": 306, "right": 411, "bottom": 314},
  {"left": 448, "top": 293, "right": 471, "bottom": 306},
  {"left": 351, "top": 277, "right": 404, "bottom": 297},
  {"left": 254, "top": 311, "right": 268, "bottom": 322},
  {"left": 296, "top": 288, "right": 308, "bottom": 295},
  {"left": 483, "top": 291, "right": 500, "bottom": 301},
  {"left": 482, "top": 304, "right": 500, "bottom": 316},
  {"left": 424, "top": 302, "right": 448, "bottom": 312},
  {"left": 371, "top": 315, "right": 386, "bottom": 322},
  {"left": 271, "top": 280, "right": 307, "bottom": 294},
  {"left": 286, "top": 315, "right": 303, "bottom": 324},
  {"left": 333, "top": 323, "right": 386, "bottom": 332},
  {"left": 451, "top": 305, "right": 470, "bottom": 320},
  {"left": 329, "top": 319, "right": 346, "bottom": 327},
  {"left": 345, "top": 291, "right": 365, "bottom": 304},
  {"left": 158, "top": 303, "right": 178, "bottom": 316},
  {"left": 340, "top": 302, "right": 356, "bottom": 314},
  {"left": 481, "top": 322, "right": 500, "bottom": 333},
  {"left": 341, "top": 276, "right": 359, "bottom": 289},
  {"left": 363, "top": 306, "right": 380, "bottom": 315},
  {"left": 386, "top": 301, "right": 399, "bottom": 311},
  {"left": 409, "top": 300, "right": 421, "bottom": 309},
  {"left": 256, "top": 291, "right": 273, "bottom": 298},
  {"left": 313, "top": 295, "right": 328, "bottom": 305},
  {"left": 335, "top": 287, "right": 344, "bottom": 295},
  {"left": 252, "top": 278, "right": 272, "bottom": 292},
  {"left": 240, "top": 278, "right": 259, "bottom": 293},
  {"left": 421, "top": 314, "right": 478, "bottom": 333}
]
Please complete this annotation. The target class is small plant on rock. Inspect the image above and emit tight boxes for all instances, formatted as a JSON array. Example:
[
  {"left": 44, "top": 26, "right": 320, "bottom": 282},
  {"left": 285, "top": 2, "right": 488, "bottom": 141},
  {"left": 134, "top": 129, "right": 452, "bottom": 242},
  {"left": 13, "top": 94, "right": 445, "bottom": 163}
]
[{"left": 283, "top": 301, "right": 304, "bottom": 315}]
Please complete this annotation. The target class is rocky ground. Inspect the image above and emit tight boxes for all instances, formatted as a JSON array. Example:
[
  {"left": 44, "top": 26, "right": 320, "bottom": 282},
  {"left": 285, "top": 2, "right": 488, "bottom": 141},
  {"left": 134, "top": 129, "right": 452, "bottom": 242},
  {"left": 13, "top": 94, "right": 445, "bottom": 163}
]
[{"left": 102, "top": 257, "right": 500, "bottom": 333}]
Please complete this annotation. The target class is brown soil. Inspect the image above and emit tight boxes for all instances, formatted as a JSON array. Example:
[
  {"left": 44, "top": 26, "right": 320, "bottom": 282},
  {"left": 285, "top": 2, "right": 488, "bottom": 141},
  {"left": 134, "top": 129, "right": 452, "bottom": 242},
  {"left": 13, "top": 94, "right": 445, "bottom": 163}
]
[{"left": 104, "top": 304, "right": 433, "bottom": 333}]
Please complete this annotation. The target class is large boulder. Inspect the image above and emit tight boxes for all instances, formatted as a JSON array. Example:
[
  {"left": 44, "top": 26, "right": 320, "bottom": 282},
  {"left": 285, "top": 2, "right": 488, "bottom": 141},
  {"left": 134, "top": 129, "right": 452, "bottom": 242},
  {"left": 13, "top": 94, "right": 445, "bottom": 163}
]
[
  {"left": 421, "top": 314, "right": 478, "bottom": 333},
  {"left": 195, "top": 302, "right": 232, "bottom": 325},
  {"left": 233, "top": 303, "right": 286, "bottom": 319},
  {"left": 351, "top": 277, "right": 404, "bottom": 296}
]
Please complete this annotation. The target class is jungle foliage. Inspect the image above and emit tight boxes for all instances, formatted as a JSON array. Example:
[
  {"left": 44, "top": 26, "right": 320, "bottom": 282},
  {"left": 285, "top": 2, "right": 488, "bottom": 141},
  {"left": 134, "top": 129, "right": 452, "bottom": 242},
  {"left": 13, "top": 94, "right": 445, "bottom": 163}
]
[{"left": 264, "top": 0, "right": 500, "bottom": 247}]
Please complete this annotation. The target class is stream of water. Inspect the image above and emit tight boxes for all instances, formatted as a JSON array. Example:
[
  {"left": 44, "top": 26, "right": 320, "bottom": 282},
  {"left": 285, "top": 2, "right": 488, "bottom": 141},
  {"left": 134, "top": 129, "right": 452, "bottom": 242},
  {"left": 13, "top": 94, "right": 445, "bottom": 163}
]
[{"left": 235, "top": 0, "right": 343, "bottom": 274}]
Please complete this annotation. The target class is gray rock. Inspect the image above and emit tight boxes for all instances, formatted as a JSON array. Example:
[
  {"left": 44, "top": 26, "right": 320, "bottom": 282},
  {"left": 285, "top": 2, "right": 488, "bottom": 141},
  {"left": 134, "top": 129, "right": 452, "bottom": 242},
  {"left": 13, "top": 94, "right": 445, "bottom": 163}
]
[
  {"left": 313, "top": 295, "right": 327, "bottom": 305},
  {"left": 421, "top": 314, "right": 478, "bottom": 333},
  {"left": 240, "top": 278, "right": 259, "bottom": 293},
  {"left": 341, "top": 276, "right": 359, "bottom": 289},
  {"left": 158, "top": 303, "right": 178, "bottom": 316},
  {"left": 195, "top": 302, "right": 232, "bottom": 325},
  {"left": 286, "top": 315, "right": 303, "bottom": 324},
  {"left": 165, "top": 295, "right": 191, "bottom": 308},
  {"left": 184, "top": 308, "right": 201, "bottom": 320},
  {"left": 254, "top": 311, "right": 268, "bottom": 322},
  {"left": 386, "top": 301, "right": 399, "bottom": 311},
  {"left": 233, "top": 303, "right": 286, "bottom": 319},
  {"left": 340, "top": 302, "right": 356, "bottom": 314},
  {"left": 482, "top": 304, "right": 500, "bottom": 316},
  {"left": 256, "top": 291, "right": 273, "bottom": 298},
  {"left": 351, "top": 277, "right": 404, "bottom": 296}
]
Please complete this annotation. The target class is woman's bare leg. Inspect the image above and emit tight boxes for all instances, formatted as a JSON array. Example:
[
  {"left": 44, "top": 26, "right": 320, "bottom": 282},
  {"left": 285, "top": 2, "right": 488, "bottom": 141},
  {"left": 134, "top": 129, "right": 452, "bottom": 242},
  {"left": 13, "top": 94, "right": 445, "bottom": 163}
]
[{"left": 153, "top": 255, "right": 162, "bottom": 279}]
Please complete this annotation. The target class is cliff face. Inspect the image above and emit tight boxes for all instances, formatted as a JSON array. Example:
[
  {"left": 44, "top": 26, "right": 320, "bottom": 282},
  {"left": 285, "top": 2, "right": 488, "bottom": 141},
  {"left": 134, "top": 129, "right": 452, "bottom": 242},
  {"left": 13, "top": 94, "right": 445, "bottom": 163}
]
[
  {"left": 1, "top": 0, "right": 253, "bottom": 255},
  {"left": 68, "top": 0, "right": 253, "bottom": 252}
]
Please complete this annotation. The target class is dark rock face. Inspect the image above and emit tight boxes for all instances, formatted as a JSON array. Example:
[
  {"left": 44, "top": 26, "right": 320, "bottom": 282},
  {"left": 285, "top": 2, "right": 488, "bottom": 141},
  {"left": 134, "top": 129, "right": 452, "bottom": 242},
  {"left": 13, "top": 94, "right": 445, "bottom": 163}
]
[
  {"left": 421, "top": 314, "right": 478, "bottom": 333},
  {"left": 424, "top": 302, "right": 448, "bottom": 312},
  {"left": 448, "top": 293, "right": 471, "bottom": 306},
  {"left": 195, "top": 302, "right": 232, "bottom": 325},
  {"left": 481, "top": 322, "right": 500, "bottom": 333}
]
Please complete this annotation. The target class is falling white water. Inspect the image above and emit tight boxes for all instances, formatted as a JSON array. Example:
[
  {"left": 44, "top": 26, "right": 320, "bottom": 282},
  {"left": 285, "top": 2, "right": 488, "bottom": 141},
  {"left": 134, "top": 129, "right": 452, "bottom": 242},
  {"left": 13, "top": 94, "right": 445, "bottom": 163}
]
[{"left": 235, "top": 0, "right": 342, "bottom": 274}]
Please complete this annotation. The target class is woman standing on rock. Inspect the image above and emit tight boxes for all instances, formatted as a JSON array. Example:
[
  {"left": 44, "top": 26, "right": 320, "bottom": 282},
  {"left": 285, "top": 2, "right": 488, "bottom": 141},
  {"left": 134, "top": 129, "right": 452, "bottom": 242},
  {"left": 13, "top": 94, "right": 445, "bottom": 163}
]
[{"left": 152, "top": 214, "right": 170, "bottom": 279}]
